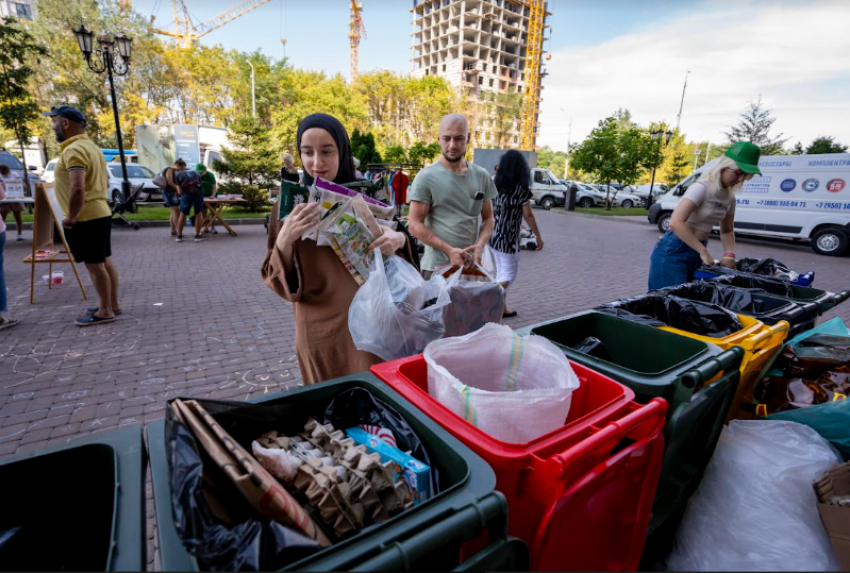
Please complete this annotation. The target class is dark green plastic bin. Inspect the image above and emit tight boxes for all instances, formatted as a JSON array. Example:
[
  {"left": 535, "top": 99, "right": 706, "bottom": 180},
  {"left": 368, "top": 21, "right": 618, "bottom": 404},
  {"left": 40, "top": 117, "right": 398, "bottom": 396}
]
[
  {"left": 148, "top": 373, "right": 529, "bottom": 572},
  {"left": 0, "top": 427, "right": 145, "bottom": 572},
  {"left": 516, "top": 311, "right": 744, "bottom": 537},
  {"left": 709, "top": 273, "right": 850, "bottom": 315}
]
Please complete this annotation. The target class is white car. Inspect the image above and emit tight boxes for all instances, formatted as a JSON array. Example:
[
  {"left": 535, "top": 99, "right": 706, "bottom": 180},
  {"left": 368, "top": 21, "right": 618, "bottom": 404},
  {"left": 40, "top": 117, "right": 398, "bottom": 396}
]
[
  {"left": 575, "top": 183, "right": 617, "bottom": 208},
  {"left": 106, "top": 163, "right": 162, "bottom": 203},
  {"left": 632, "top": 183, "right": 669, "bottom": 202},
  {"left": 611, "top": 189, "right": 645, "bottom": 209}
]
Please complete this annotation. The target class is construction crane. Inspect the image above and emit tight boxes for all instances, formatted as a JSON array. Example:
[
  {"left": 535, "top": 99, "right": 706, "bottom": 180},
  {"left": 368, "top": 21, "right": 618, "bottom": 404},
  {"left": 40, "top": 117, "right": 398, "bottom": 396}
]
[
  {"left": 349, "top": 0, "right": 366, "bottom": 81},
  {"left": 519, "top": 0, "right": 545, "bottom": 151},
  {"left": 152, "top": 0, "right": 275, "bottom": 49}
]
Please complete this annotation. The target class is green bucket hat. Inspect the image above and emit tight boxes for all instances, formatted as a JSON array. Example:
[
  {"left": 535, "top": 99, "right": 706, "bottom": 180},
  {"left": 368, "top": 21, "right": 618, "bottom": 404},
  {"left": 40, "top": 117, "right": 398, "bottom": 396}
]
[
  {"left": 724, "top": 142, "right": 762, "bottom": 176},
  {"left": 195, "top": 163, "right": 206, "bottom": 172}
]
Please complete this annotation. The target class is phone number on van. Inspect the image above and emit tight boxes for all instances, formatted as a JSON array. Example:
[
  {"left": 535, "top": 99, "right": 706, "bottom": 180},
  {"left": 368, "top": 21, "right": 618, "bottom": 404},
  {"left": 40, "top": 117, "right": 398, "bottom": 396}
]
[{"left": 815, "top": 202, "right": 850, "bottom": 210}]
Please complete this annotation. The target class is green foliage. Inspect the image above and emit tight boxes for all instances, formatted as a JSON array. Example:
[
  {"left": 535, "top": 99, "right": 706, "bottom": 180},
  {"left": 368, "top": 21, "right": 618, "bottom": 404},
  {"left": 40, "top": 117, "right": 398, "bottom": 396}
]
[
  {"left": 790, "top": 142, "right": 805, "bottom": 155},
  {"left": 383, "top": 145, "right": 408, "bottom": 164},
  {"left": 350, "top": 128, "right": 382, "bottom": 166},
  {"left": 0, "top": 17, "right": 48, "bottom": 193},
  {"left": 480, "top": 91, "right": 522, "bottom": 148},
  {"left": 536, "top": 145, "right": 567, "bottom": 177},
  {"left": 238, "top": 185, "right": 270, "bottom": 212},
  {"left": 213, "top": 115, "right": 278, "bottom": 187},
  {"left": 724, "top": 96, "right": 789, "bottom": 156},
  {"left": 571, "top": 114, "right": 658, "bottom": 210},
  {"left": 667, "top": 150, "right": 691, "bottom": 186},
  {"left": 408, "top": 141, "right": 440, "bottom": 167},
  {"left": 805, "top": 136, "right": 848, "bottom": 155}
]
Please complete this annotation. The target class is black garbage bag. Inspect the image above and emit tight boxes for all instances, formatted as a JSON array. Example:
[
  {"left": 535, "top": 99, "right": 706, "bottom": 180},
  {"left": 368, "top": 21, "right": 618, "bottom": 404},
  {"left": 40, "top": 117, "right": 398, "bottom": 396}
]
[
  {"left": 596, "top": 294, "right": 743, "bottom": 337},
  {"left": 165, "top": 390, "right": 439, "bottom": 571},
  {"left": 654, "top": 282, "right": 783, "bottom": 315},
  {"left": 736, "top": 257, "right": 792, "bottom": 276},
  {"left": 706, "top": 271, "right": 796, "bottom": 297},
  {"left": 572, "top": 336, "right": 612, "bottom": 361}
]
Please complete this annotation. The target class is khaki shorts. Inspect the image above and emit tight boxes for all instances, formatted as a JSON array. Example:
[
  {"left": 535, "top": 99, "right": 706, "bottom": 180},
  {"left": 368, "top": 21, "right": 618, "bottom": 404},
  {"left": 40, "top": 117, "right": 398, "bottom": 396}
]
[{"left": 1, "top": 202, "right": 23, "bottom": 213}]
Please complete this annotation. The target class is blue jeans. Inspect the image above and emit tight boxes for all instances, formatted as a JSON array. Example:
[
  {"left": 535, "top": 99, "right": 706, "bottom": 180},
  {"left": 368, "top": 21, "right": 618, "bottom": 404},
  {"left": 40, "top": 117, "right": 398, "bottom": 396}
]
[
  {"left": 648, "top": 230, "right": 706, "bottom": 291},
  {"left": 0, "top": 231, "right": 7, "bottom": 313}
]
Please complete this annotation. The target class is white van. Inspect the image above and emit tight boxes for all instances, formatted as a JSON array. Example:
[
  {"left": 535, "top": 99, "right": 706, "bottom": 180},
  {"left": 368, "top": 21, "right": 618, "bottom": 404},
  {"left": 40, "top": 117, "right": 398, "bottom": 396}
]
[
  {"left": 647, "top": 153, "right": 850, "bottom": 256},
  {"left": 530, "top": 168, "right": 566, "bottom": 209}
]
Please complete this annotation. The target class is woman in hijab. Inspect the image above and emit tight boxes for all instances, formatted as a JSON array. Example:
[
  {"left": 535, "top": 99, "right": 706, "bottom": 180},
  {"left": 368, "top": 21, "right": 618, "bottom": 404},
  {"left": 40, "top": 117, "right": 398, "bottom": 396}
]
[{"left": 262, "top": 113, "right": 415, "bottom": 385}]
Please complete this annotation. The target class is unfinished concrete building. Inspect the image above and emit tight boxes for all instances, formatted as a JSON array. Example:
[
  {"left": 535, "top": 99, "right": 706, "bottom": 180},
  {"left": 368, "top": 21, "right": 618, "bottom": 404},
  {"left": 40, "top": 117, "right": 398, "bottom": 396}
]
[{"left": 411, "top": 0, "right": 549, "bottom": 149}]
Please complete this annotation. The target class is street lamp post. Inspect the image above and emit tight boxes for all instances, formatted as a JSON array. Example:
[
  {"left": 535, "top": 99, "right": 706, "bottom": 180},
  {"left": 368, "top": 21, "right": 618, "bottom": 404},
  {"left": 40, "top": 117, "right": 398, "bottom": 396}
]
[
  {"left": 73, "top": 22, "right": 133, "bottom": 204},
  {"left": 647, "top": 129, "right": 673, "bottom": 209}
]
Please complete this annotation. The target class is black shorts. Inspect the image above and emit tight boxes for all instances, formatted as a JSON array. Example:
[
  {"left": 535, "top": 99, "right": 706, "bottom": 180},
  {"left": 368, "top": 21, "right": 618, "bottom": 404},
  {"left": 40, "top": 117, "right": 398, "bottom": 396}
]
[{"left": 65, "top": 216, "right": 112, "bottom": 265}]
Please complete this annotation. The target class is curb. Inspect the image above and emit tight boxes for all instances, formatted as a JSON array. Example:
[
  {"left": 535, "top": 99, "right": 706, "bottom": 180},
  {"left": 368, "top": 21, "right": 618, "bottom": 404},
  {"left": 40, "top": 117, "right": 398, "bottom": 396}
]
[
  {"left": 19, "top": 218, "right": 267, "bottom": 230},
  {"left": 553, "top": 210, "right": 650, "bottom": 226}
]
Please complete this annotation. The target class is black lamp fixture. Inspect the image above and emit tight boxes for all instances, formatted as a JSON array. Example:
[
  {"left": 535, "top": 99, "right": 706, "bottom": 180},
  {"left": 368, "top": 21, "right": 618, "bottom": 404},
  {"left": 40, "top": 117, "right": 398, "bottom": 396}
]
[{"left": 72, "top": 20, "right": 133, "bottom": 205}]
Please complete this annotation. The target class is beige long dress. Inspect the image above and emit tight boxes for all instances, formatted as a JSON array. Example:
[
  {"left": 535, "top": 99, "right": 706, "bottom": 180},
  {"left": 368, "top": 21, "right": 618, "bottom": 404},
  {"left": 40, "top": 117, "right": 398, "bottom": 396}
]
[{"left": 262, "top": 213, "right": 414, "bottom": 385}]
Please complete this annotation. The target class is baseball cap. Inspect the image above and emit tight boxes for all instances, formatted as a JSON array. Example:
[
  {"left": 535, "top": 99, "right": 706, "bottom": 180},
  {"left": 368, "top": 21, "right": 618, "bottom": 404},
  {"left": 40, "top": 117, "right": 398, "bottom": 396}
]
[
  {"left": 43, "top": 105, "right": 87, "bottom": 126},
  {"left": 195, "top": 163, "right": 206, "bottom": 172},
  {"left": 724, "top": 141, "right": 762, "bottom": 176}
]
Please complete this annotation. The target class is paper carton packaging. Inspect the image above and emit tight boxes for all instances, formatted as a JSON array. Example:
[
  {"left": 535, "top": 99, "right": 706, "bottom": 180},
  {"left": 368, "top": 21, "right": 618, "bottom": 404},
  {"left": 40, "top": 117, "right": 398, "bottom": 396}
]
[{"left": 814, "top": 461, "right": 850, "bottom": 571}]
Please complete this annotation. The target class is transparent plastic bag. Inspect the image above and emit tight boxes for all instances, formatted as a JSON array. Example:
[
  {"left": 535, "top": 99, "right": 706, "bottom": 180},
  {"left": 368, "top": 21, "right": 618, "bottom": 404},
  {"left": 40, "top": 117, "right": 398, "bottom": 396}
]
[
  {"left": 667, "top": 420, "right": 841, "bottom": 572},
  {"left": 424, "top": 323, "right": 580, "bottom": 443},
  {"left": 349, "top": 253, "right": 451, "bottom": 362},
  {"left": 436, "top": 257, "right": 506, "bottom": 338}
]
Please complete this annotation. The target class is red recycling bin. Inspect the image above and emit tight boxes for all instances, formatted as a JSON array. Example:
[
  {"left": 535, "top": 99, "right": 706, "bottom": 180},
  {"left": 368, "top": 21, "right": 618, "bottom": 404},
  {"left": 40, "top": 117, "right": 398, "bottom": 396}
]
[{"left": 371, "top": 356, "right": 668, "bottom": 571}]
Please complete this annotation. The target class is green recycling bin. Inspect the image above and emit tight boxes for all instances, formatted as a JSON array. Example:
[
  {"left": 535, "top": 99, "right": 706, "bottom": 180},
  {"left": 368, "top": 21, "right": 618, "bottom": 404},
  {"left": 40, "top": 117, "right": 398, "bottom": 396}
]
[
  {"left": 709, "top": 272, "right": 850, "bottom": 315},
  {"left": 0, "top": 426, "right": 145, "bottom": 571},
  {"left": 516, "top": 311, "right": 744, "bottom": 541},
  {"left": 148, "top": 373, "right": 529, "bottom": 572}
]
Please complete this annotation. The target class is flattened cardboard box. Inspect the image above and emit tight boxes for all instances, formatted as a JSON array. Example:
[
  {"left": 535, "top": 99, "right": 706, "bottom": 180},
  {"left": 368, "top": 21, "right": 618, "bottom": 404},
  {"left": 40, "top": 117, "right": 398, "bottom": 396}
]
[{"left": 814, "top": 461, "right": 850, "bottom": 571}]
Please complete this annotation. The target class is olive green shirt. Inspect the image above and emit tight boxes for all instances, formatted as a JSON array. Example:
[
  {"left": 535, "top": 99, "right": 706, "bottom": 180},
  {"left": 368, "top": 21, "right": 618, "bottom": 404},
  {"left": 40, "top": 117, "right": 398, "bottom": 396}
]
[
  {"left": 54, "top": 134, "right": 111, "bottom": 222},
  {"left": 409, "top": 161, "right": 498, "bottom": 271}
]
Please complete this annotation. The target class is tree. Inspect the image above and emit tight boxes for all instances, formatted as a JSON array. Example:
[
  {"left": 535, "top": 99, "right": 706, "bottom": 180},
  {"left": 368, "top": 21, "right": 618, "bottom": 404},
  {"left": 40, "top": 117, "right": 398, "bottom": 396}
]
[
  {"left": 408, "top": 141, "right": 440, "bottom": 167},
  {"left": 0, "top": 18, "right": 48, "bottom": 194},
  {"left": 667, "top": 150, "right": 690, "bottom": 185},
  {"left": 790, "top": 142, "right": 805, "bottom": 155},
  {"left": 536, "top": 145, "right": 567, "bottom": 177},
  {"left": 350, "top": 128, "right": 382, "bottom": 166},
  {"left": 724, "top": 96, "right": 789, "bottom": 156},
  {"left": 806, "top": 136, "right": 848, "bottom": 155},
  {"left": 383, "top": 145, "right": 408, "bottom": 164},
  {"left": 571, "top": 116, "right": 656, "bottom": 210},
  {"left": 213, "top": 115, "right": 278, "bottom": 187},
  {"left": 481, "top": 91, "right": 522, "bottom": 148}
]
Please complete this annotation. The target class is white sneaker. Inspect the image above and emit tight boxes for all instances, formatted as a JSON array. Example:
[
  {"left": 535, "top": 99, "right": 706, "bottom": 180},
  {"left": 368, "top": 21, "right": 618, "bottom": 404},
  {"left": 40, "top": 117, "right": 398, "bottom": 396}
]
[
  {"left": 194, "top": 235, "right": 204, "bottom": 242},
  {"left": 175, "top": 235, "right": 184, "bottom": 243},
  {"left": 16, "top": 235, "right": 24, "bottom": 242}
]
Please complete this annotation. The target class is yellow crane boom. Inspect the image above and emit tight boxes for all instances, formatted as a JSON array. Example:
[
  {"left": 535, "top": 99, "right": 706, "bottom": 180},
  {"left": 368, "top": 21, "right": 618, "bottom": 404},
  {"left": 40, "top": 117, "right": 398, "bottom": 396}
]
[
  {"left": 349, "top": 0, "right": 366, "bottom": 81},
  {"left": 153, "top": 0, "right": 275, "bottom": 48},
  {"left": 519, "top": 0, "right": 544, "bottom": 151}
]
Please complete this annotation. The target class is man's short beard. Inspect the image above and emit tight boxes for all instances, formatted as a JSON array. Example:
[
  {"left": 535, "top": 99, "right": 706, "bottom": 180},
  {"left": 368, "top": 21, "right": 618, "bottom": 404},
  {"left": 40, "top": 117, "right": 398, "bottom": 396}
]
[
  {"left": 54, "top": 125, "right": 67, "bottom": 143},
  {"left": 442, "top": 151, "right": 464, "bottom": 163}
]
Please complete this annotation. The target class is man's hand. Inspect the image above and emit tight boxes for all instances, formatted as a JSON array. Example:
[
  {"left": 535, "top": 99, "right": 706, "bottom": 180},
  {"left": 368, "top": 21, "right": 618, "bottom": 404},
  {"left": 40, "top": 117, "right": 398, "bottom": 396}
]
[
  {"left": 536, "top": 238, "right": 545, "bottom": 252},
  {"left": 275, "top": 202, "right": 320, "bottom": 250},
  {"left": 449, "top": 247, "right": 472, "bottom": 268},
  {"left": 368, "top": 226, "right": 406, "bottom": 256},
  {"left": 62, "top": 216, "right": 77, "bottom": 229},
  {"left": 720, "top": 258, "right": 737, "bottom": 269},
  {"left": 700, "top": 249, "right": 715, "bottom": 267},
  {"left": 464, "top": 243, "right": 484, "bottom": 267}
]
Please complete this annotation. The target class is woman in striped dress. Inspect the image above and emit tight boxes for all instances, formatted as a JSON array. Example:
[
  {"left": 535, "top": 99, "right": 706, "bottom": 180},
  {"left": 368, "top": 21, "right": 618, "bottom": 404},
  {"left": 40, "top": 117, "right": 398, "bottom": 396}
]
[{"left": 488, "top": 150, "right": 544, "bottom": 318}]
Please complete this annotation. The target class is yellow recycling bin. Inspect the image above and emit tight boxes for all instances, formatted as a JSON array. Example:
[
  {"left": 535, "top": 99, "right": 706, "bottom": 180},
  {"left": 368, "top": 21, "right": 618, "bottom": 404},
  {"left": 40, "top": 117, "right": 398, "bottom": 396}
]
[{"left": 658, "top": 315, "right": 790, "bottom": 421}]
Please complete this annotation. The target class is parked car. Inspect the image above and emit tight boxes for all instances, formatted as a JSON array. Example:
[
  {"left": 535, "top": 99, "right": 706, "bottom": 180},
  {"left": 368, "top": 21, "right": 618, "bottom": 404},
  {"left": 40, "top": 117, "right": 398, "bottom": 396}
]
[
  {"left": 589, "top": 184, "right": 621, "bottom": 207},
  {"left": 530, "top": 168, "right": 566, "bottom": 209},
  {"left": 0, "top": 150, "right": 41, "bottom": 190},
  {"left": 573, "top": 183, "right": 617, "bottom": 208},
  {"left": 42, "top": 158, "right": 57, "bottom": 184},
  {"left": 632, "top": 183, "right": 669, "bottom": 202},
  {"left": 106, "top": 163, "right": 161, "bottom": 203},
  {"left": 611, "top": 188, "right": 645, "bottom": 209}
]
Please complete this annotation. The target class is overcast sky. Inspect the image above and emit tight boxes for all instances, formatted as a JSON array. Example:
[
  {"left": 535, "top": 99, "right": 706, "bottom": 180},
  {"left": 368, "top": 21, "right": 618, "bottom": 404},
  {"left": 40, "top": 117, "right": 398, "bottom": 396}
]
[{"left": 134, "top": 0, "right": 850, "bottom": 150}]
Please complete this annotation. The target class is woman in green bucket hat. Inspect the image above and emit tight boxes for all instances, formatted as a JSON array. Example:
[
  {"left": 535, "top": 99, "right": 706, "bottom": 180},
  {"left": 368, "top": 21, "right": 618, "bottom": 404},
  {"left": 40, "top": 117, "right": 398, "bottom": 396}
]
[{"left": 648, "top": 141, "right": 762, "bottom": 290}]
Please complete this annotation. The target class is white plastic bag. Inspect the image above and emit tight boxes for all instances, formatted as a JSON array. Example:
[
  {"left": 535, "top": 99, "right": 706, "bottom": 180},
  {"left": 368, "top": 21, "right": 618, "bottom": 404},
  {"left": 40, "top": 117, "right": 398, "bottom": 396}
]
[
  {"left": 667, "top": 420, "right": 841, "bottom": 572},
  {"left": 349, "top": 253, "right": 451, "bottom": 361},
  {"left": 424, "top": 323, "right": 580, "bottom": 443}
]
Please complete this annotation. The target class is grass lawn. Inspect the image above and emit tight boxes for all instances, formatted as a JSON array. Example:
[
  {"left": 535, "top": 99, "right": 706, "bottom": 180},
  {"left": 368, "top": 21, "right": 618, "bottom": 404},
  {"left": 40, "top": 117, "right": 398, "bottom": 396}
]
[
  {"left": 18, "top": 204, "right": 271, "bottom": 222},
  {"left": 572, "top": 207, "right": 647, "bottom": 217}
]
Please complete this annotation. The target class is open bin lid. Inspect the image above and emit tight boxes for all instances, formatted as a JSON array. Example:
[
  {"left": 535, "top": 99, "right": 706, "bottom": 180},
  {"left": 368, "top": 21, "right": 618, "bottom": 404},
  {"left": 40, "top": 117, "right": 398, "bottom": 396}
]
[{"left": 0, "top": 426, "right": 145, "bottom": 572}]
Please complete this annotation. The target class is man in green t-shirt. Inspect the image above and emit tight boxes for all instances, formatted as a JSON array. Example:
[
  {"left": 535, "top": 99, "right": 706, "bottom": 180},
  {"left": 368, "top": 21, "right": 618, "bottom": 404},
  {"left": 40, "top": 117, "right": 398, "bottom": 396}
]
[
  {"left": 194, "top": 163, "right": 218, "bottom": 232},
  {"left": 408, "top": 114, "right": 497, "bottom": 276}
]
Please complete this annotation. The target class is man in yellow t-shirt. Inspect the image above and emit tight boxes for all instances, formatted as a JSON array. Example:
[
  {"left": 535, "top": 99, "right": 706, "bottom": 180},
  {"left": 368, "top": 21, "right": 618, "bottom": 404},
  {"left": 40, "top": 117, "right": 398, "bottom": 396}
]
[{"left": 45, "top": 105, "right": 121, "bottom": 327}]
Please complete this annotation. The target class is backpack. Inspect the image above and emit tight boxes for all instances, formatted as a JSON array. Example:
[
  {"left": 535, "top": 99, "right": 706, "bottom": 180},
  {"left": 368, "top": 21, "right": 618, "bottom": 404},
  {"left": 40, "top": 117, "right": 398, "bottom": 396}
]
[{"left": 176, "top": 170, "right": 202, "bottom": 196}]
